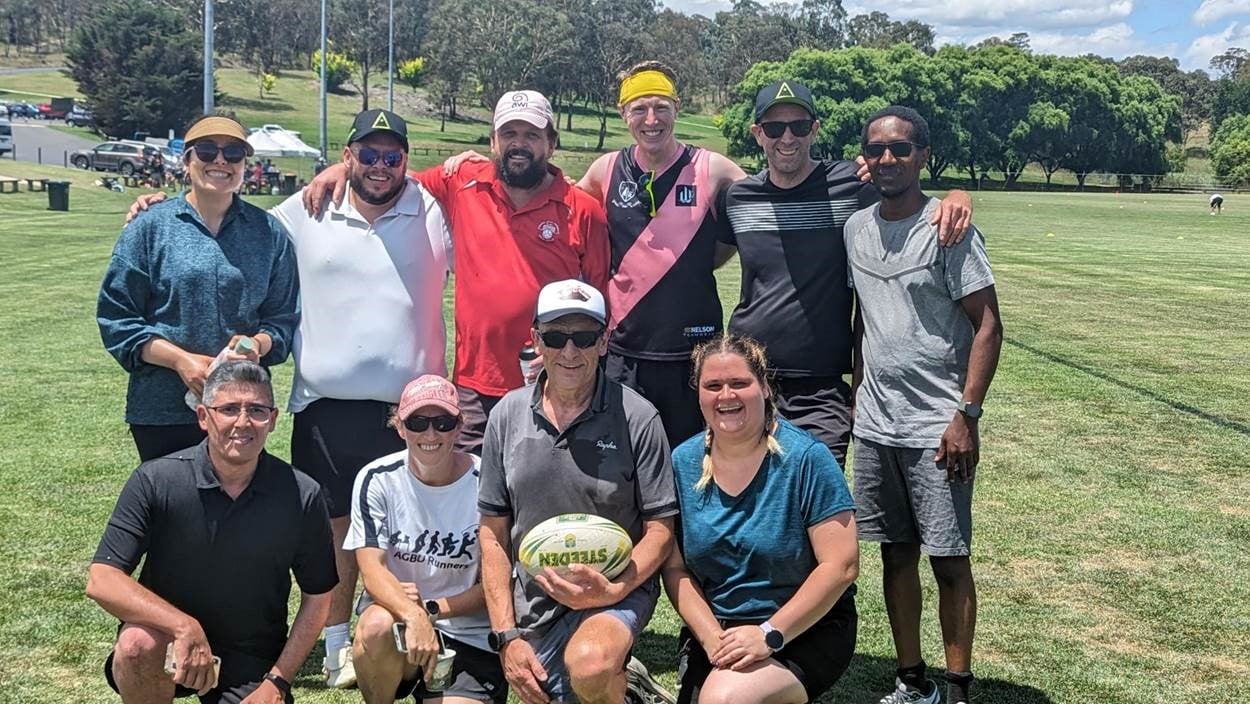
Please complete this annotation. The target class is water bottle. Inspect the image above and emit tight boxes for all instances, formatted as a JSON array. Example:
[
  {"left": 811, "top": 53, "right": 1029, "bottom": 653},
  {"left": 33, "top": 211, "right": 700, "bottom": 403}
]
[
  {"left": 519, "top": 341, "right": 539, "bottom": 385},
  {"left": 184, "top": 336, "right": 258, "bottom": 409}
]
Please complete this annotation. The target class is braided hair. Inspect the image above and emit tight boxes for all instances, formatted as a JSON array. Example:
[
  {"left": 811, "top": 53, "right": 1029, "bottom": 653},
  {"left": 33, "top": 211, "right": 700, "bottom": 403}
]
[{"left": 689, "top": 334, "right": 782, "bottom": 492}]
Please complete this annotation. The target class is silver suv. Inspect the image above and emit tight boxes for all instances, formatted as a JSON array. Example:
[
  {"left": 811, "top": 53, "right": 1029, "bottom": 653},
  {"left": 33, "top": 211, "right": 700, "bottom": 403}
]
[{"left": 70, "top": 141, "right": 157, "bottom": 175}]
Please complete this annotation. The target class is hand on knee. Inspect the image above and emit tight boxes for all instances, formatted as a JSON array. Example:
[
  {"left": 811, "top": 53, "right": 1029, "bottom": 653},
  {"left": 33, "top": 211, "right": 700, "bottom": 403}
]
[{"left": 353, "top": 607, "right": 399, "bottom": 656}]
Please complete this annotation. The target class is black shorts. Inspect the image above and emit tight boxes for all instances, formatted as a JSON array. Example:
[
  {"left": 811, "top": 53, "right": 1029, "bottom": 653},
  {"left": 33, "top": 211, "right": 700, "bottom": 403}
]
[
  {"left": 291, "top": 398, "right": 405, "bottom": 518},
  {"left": 675, "top": 598, "right": 857, "bottom": 704},
  {"left": 104, "top": 646, "right": 291, "bottom": 704},
  {"left": 395, "top": 635, "right": 508, "bottom": 703},
  {"left": 773, "top": 376, "right": 853, "bottom": 466},
  {"left": 605, "top": 352, "right": 702, "bottom": 448},
  {"left": 454, "top": 386, "right": 503, "bottom": 456},
  {"left": 130, "top": 423, "right": 207, "bottom": 463}
]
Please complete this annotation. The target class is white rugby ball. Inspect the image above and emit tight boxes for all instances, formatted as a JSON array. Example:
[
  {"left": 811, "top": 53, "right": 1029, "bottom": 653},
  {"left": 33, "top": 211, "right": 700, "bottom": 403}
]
[{"left": 518, "top": 513, "right": 633, "bottom": 579}]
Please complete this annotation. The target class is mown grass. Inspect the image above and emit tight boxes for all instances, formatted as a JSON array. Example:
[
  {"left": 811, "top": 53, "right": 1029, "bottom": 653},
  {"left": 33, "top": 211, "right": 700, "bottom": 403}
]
[{"left": 2, "top": 160, "right": 1248, "bottom": 703}]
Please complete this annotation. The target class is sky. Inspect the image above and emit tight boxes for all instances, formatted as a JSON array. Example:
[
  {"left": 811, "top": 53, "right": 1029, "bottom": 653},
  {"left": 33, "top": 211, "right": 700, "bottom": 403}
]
[{"left": 662, "top": 0, "right": 1250, "bottom": 71}]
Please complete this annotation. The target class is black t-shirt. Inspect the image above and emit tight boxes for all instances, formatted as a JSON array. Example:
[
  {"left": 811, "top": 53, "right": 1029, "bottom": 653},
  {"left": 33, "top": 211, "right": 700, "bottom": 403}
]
[
  {"left": 718, "top": 160, "right": 879, "bottom": 377},
  {"left": 93, "top": 442, "right": 338, "bottom": 662},
  {"left": 606, "top": 145, "right": 725, "bottom": 360}
]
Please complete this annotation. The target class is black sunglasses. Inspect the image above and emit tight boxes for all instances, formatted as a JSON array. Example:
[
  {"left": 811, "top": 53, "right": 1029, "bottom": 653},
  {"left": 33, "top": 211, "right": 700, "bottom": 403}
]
[
  {"left": 354, "top": 146, "right": 405, "bottom": 168},
  {"left": 863, "top": 141, "right": 919, "bottom": 159},
  {"left": 637, "top": 170, "right": 657, "bottom": 217},
  {"left": 404, "top": 414, "right": 459, "bottom": 433},
  {"left": 539, "top": 329, "right": 603, "bottom": 349},
  {"left": 758, "top": 119, "right": 815, "bottom": 139},
  {"left": 191, "top": 142, "right": 248, "bottom": 164}
]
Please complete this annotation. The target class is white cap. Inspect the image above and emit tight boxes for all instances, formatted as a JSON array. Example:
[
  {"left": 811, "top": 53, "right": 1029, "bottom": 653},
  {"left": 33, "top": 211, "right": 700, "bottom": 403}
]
[
  {"left": 535, "top": 279, "right": 607, "bottom": 326},
  {"left": 494, "top": 90, "right": 553, "bottom": 131}
]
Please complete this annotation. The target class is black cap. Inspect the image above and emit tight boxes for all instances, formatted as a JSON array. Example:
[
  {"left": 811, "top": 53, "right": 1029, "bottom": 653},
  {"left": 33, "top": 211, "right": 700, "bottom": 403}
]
[
  {"left": 754, "top": 81, "right": 818, "bottom": 122},
  {"left": 346, "top": 109, "right": 409, "bottom": 151}
]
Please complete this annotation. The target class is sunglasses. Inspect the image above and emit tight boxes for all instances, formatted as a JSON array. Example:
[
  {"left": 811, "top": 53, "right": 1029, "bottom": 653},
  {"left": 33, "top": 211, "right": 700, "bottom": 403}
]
[
  {"left": 404, "top": 414, "right": 460, "bottom": 433},
  {"left": 638, "top": 170, "right": 657, "bottom": 217},
  {"left": 863, "top": 141, "right": 919, "bottom": 159},
  {"left": 354, "top": 146, "right": 405, "bottom": 168},
  {"left": 191, "top": 142, "right": 248, "bottom": 164},
  {"left": 539, "top": 328, "right": 603, "bottom": 349},
  {"left": 758, "top": 119, "right": 815, "bottom": 139},
  {"left": 207, "top": 403, "right": 276, "bottom": 422}
]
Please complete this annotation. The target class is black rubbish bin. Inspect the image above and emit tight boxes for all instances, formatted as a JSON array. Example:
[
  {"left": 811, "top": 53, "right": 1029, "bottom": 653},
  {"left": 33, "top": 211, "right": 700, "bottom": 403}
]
[
  {"left": 47, "top": 180, "right": 70, "bottom": 211},
  {"left": 282, "top": 173, "right": 297, "bottom": 196}
]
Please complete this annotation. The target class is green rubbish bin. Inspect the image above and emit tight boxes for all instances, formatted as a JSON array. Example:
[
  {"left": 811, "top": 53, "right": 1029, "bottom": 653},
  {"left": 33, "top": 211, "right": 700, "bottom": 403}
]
[
  {"left": 47, "top": 180, "right": 70, "bottom": 211},
  {"left": 282, "top": 173, "right": 297, "bottom": 196}
]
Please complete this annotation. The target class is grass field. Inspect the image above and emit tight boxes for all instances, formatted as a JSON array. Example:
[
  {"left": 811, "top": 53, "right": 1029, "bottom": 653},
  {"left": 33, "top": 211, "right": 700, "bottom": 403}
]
[{"left": 1, "top": 155, "right": 1249, "bottom": 704}]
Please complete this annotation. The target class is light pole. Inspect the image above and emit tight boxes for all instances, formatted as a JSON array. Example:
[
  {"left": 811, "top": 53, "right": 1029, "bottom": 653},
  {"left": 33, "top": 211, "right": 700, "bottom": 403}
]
[
  {"left": 387, "top": 0, "right": 394, "bottom": 112},
  {"left": 319, "top": 0, "right": 328, "bottom": 158},
  {"left": 203, "top": 0, "right": 214, "bottom": 114}
]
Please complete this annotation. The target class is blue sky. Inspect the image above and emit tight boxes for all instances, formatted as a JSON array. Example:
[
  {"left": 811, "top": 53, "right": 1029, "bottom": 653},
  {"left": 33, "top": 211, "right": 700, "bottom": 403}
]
[{"left": 662, "top": 0, "right": 1250, "bottom": 71}]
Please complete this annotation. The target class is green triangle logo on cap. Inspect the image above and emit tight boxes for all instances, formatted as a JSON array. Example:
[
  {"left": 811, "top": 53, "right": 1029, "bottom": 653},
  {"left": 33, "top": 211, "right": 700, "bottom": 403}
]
[
  {"left": 372, "top": 112, "right": 392, "bottom": 130},
  {"left": 775, "top": 82, "right": 796, "bottom": 100}
]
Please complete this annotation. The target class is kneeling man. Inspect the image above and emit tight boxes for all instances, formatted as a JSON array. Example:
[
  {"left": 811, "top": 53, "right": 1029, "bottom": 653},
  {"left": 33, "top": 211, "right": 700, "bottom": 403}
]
[
  {"left": 478, "top": 280, "right": 678, "bottom": 704},
  {"left": 87, "top": 361, "right": 337, "bottom": 703}
]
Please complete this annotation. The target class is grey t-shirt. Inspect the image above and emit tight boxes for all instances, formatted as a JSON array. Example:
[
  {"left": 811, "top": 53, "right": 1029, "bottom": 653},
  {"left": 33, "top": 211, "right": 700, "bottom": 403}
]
[
  {"left": 478, "top": 370, "right": 678, "bottom": 635},
  {"left": 845, "top": 197, "right": 995, "bottom": 447}
]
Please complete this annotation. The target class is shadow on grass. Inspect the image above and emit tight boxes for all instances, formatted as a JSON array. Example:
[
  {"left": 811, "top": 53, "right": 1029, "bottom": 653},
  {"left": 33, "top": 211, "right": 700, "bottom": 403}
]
[
  {"left": 219, "top": 95, "right": 295, "bottom": 112},
  {"left": 1006, "top": 337, "right": 1250, "bottom": 438}
]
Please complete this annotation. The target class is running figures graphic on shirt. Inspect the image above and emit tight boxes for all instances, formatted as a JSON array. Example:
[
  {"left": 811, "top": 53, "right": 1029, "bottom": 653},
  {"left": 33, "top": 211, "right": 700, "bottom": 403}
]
[{"left": 387, "top": 525, "right": 478, "bottom": 569}]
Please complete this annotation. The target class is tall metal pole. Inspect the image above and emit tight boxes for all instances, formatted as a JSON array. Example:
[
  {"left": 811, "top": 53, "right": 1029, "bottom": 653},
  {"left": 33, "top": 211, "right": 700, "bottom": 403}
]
[
  {"left": 319, "top": 0, "right": 328, "bottom": 158},
  {"left": 203, "top": 0, "right": 214, "bottom": 114},
  {"left": 387, "top": 0, "right": 394, "bottom": 112}
]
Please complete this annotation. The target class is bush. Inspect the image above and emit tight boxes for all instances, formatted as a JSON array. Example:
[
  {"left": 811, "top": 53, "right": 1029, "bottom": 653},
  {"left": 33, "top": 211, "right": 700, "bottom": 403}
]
[
  {"left": 311, "top": 49, "right": 356, "bottom": 92},
  {"left": 398, "top": 57, "right": 426, "bottom": 90},
  {"left": 1210, "top": 113, "right": 1250, "bottom": 185}
]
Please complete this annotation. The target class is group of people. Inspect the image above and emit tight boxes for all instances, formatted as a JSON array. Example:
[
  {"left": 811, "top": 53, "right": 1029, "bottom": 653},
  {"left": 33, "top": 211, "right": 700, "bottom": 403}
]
[{"left": 93, "top": 61, "right": 1003, "bottom": 704}]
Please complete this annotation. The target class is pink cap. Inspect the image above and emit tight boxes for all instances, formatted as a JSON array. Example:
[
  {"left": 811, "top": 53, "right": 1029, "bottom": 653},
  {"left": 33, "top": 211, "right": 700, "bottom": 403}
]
[{"left": 397, "top": 375, "right": 460, "bottom": 420}]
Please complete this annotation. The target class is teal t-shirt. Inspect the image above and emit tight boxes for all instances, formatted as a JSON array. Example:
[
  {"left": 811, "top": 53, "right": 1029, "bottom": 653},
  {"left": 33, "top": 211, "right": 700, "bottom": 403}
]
[{"left": 671, "top": 418, "right": 855, "bottom": 620}]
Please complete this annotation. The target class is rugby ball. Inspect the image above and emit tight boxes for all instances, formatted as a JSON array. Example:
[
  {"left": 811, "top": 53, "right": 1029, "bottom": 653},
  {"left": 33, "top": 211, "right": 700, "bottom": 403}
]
[{"left": 518, "top": 513, "right": 633, "bottom": 579}]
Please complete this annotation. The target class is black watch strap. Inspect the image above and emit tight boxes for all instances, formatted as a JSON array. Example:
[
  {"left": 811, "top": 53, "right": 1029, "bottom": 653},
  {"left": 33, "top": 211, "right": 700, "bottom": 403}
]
[{"left": 263, "top": 672, "right": 291, "bottom": 695}]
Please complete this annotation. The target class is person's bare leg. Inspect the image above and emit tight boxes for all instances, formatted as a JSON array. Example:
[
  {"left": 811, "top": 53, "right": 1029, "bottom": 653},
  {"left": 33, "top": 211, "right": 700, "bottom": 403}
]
[
  {"left": 354, "top": 605, "right": 419, "bottom": 704},
  {"left": 112, "top": 623, "right": 177, "bottom": 704},
  {"left": 930, "top": 555, "right": 976, "bottom": 673},
  {"left": 564, "top": 613, "right": 633, "bottom": 704},
  {"left": 697, "top": 659, "right": 806, "bottom": 704},
  {"left": 881, "top": 542, "right": 925, "bottom": 668}
]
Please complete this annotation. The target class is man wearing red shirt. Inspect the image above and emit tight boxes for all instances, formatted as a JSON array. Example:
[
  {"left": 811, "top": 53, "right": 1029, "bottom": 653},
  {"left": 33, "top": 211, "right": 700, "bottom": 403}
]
[{"left": 306, "top": 91, "right": 610, "bottom": 453}]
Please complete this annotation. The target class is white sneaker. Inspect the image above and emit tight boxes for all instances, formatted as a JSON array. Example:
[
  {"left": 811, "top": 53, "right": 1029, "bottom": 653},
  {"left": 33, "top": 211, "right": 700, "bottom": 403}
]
[
  {"left": 323, "top": 644, "right": 357, "bottom": 689},
  {"left": 624, "top": 656, "right": 676, "bottom": 704},
  {"left": 878, "top": 677, "right": 941, "bottom": 704}
]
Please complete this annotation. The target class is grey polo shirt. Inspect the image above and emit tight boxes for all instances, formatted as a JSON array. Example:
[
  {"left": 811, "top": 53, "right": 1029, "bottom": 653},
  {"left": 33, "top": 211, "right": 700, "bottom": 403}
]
[
  {"left": 93, "top": 441, "right": 338, "bottom": 662},
  {"left": 478, "top": 370, "right": 678, "bottom": 635}
]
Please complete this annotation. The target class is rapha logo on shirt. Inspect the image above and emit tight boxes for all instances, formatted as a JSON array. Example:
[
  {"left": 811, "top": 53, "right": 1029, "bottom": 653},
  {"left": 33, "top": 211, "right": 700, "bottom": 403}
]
[
  {"left": 613, "top": 180, "right": 642, "bottom": 209},
  {"left": 538, "top": 220, "right": 559, "bottom": 241},
  {"left": 675, "top": 184, "right": 696, "bottom": 206},
  {"left": 597, "top": 439, "right": 618, "bottom": 452}
]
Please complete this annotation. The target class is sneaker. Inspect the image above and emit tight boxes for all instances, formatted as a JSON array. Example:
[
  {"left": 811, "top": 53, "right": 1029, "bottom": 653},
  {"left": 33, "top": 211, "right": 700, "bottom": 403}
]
[
  {"left": 878, "top": 677, "right": 941, "bottom": 704},
  {"left": 323, "top": 644, "right": 357, "bottom": 689},
  {"left": 624, "top": 655, "right": 676, "bottom": 704}
]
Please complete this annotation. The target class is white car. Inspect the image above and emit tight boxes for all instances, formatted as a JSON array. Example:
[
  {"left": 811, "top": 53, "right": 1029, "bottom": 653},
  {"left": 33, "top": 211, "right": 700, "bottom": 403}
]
[{"left": 0, "top": 118, "right": 13, "bottom": 156}]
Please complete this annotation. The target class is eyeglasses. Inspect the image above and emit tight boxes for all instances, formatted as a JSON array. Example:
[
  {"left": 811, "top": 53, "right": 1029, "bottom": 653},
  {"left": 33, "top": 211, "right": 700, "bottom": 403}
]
[
  {"left": 638, "top": 170, "right": 657, "bottom": 217},
  {"left": 191, "top": 142, "right": 248, "bottom": 164},
  {"left": 863, "top": 141, "right": 919, "bottom": 159},
  {"left": 353, "top": 146, "right": 405, "bottom": 168},
  {"left": 207, "top": 403, "right": 276, "bottom": 422},
  {"left": 758, "top": 119, "right": 815, "bottom": 139},
  {"left": 538, "top": 328, "right": 603, "bottom": 349},
  {"left": 404, "top": 414, "right": 460, "bottom": 433}
]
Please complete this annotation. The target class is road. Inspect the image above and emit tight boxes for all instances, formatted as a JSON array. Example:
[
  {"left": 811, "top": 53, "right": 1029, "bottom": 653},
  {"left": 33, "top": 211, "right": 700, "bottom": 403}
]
[
  {"left": 0, "top": 65, "right": 66, "bottom": 76},
  {"left": 4, "top": 121, "right": 99, "bottom": 167}
]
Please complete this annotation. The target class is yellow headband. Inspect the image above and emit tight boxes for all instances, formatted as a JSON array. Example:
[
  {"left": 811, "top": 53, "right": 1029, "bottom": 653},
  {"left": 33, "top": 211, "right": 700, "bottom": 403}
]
[{"left": 618, "top": 70, "right": 678, "bottom": 107}]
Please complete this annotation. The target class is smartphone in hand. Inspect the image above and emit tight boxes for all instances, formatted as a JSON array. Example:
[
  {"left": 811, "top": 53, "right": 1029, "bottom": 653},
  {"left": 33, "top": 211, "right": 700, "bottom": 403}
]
[
  {"left": 392, "top": 621, "right": 408, "bottom": 653},
  {"left": 163, "top": 643, "right": 221, "bottom": 689}
]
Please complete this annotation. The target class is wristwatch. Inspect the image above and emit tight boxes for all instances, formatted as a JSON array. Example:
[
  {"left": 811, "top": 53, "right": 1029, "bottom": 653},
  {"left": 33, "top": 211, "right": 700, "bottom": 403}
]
[
  {"left": 488, "top": 628, "right": 523, "bottom": 651},
  {"left": 957, "top": 400, "right": 983, "bottom": 419},
  {"left": 759, "top": 621, "right": 784, "bottom": 652},
  {"left": 262, "top": 672, "right": 291, "bottom": 696},
  {"left": 425, "top": 599, "right": 441, "bottom": 618}
]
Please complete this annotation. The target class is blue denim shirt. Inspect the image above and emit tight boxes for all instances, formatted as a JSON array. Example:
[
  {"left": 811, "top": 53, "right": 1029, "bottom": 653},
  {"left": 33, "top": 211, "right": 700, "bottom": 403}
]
[{"left": 97, "top": 194, "right": 299, "bottom": 425}]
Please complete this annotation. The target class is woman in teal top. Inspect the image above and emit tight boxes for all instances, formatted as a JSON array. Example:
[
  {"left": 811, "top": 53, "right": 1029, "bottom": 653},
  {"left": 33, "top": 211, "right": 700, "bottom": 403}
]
[
  {"left": 663, "top": 334, "right": 859, "bottom": 704},
  {"left": 97, "top": 115, "right": 298, "bottom": 461}
]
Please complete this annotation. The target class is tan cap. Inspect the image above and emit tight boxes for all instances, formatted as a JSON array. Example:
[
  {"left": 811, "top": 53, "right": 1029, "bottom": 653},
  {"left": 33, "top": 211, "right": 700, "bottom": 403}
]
[{"left": 184, "top": 116, "right": 254, "bottom": 156}]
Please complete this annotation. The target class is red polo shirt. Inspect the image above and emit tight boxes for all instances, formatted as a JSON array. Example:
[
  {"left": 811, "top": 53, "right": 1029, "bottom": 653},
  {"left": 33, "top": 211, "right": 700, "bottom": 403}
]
[{"left": 415, "top": 162, "right": 610, "bottom": 396}]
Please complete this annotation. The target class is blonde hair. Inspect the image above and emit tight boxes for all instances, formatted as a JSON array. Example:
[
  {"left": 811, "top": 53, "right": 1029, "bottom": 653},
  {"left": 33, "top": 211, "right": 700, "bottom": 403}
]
[{"left": 689, "top": 334, "right": 782, "bottom": 491}]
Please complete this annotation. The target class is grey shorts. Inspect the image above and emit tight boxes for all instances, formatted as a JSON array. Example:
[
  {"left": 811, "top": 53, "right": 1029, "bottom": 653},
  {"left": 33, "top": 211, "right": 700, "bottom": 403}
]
[
  {"left": 527, "top": 581, "right": 659, "bottom": 702},
  {"left": 852, "top": 438, "right": 973, "bottom": 556}
]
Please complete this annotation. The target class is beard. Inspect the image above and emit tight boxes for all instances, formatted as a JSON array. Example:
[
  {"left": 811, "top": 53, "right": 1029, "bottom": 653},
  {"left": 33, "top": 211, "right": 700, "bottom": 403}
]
[
  {"left": 350, "top": 168, "right": 405, "bottom": 205},
  {"left": 495, "top": 147, "right": 548, "bottom": 189}
]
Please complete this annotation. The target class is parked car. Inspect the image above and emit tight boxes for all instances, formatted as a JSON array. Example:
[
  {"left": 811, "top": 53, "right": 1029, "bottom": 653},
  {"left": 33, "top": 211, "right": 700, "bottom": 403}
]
[
  {"left": 0, "top": 103, "right": 8, "bottom": 118},
  {"left": 4, "top": 102, "right": 38, "bottom": 119},
  {"left": 37, "top": 103, "right": 68, "bottom": 120},
  {"left": 0, "top": 118, "right": 12, "bottom": 156},
  {"left": 70, "top": 141, "right": 158, "bottom": 175},
  {"left": 65, "top": 106, "right": 95, "bottom": 128}
]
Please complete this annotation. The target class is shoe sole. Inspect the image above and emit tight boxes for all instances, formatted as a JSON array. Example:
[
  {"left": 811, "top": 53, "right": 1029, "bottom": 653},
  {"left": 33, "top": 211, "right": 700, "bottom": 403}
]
[{"left": 625, "top": 657, "right": 676, "bottom": 704}]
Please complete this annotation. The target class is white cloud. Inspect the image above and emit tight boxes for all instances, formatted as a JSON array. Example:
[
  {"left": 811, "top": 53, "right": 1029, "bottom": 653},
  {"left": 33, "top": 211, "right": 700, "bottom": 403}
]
[
  {"left": 956, "top": 22, "right": 1171, "bottom": 60},
  {"left": 843, "top": 0, "right": 1133, "bottom": 32},
  {"left": 1184, "top": 21, "right": 1250, "bottom": 69},
  {"left": 1193, "top": 0, "right": 1250, "bottom": 27}
]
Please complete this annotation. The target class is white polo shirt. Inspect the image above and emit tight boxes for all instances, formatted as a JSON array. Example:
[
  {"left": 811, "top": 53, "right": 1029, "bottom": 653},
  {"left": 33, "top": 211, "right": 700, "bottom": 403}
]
[{"left": 272, "top": 182, "right": 452, "bottom": 412}]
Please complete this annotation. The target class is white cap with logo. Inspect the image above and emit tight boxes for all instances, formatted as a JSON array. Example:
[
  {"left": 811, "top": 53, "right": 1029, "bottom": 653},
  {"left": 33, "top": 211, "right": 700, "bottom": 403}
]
[
  {"left": 535, "top": 279, "right": 607, "bottom": 325},
  {"left": 494, "top": 90, "right": 554, "bottom": 131}
]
